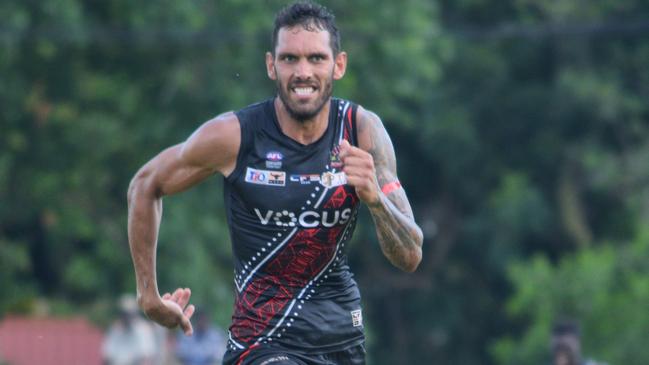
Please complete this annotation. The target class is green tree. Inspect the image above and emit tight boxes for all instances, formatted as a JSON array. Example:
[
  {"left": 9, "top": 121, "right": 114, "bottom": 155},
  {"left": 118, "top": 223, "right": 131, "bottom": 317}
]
[{"left": 493, "top": 227, "right": 649, "bottom": 365}]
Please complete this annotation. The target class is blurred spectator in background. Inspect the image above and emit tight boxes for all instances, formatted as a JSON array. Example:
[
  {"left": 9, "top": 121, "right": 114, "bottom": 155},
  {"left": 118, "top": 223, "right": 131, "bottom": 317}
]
[
  {"left": 174, "top": 308, "right": 226, "bottom": 365},
  {"left": 550, "top": 319, "right": 607, "bottom": 365},
  {"left": 102, "top": 295, "right": 156, "bottom": 365}
]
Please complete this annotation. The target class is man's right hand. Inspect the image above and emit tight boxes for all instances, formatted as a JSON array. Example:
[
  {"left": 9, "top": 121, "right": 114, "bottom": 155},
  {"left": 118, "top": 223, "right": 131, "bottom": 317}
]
[{"left": 141, "top": 287, "right": 195, "bottom": 336}]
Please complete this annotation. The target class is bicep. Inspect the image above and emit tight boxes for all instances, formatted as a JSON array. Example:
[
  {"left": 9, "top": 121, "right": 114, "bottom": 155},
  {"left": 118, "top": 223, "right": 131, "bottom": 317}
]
[
  {"left": 136, "top": 144, "right": 216, "bottom": 198},
  {"left": 138, "top": 111, "right": 240, "bottom": 197},
  {"left": 180, "top": 112, "right": 240, "bottom": 176},
  {"left": 358, "top": 108, "right": 416, "bottom": 219}
]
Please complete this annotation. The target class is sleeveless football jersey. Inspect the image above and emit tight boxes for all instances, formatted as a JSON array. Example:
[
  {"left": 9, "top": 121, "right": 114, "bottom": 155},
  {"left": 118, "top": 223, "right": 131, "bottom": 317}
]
[{"left": 222, "top": 98, "right": 364, "bottom": 362}]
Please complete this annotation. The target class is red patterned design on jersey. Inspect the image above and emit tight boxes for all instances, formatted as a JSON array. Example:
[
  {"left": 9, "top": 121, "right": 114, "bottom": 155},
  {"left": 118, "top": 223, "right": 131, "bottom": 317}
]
[
  {"left": 231, "top": 224, "right": 344, "bottom": 343},
  {"left": 324, "top": 185, "right": 358, "bottom": 209}
]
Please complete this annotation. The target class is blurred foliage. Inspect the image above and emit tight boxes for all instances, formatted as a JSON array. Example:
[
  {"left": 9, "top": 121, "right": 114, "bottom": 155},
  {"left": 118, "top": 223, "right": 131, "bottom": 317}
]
[
  {"left": 492, "top": 227, "right": 649, "bottom": 365},
  {"left": 1, "top": 0, "right": 649, "bottom": 364}
]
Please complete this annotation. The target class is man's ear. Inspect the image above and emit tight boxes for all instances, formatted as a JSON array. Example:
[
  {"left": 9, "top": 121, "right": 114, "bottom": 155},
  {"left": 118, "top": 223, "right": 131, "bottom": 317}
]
[
  {"left": 266, "top": 52, "right": 277, "bottom": 80},
  {"left": 333, "top": 51, "right": 347, "bottom": 80}
]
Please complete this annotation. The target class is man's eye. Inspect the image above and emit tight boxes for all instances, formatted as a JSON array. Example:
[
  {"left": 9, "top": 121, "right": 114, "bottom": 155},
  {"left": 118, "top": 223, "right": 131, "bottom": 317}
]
[
  {"left": 310, "top": 55, "right": 324, "bottom": 62},
  {"left": 282, "top": 55, "right": 297, "bottom": 62}
]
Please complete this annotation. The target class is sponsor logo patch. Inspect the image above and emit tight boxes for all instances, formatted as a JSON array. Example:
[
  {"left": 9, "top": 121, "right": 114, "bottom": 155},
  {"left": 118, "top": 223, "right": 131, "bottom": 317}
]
[
  {"left": 265, "top": 151, "right": 283, "bottom": 169},
  {"left": 290, "top": 174, "right": 321, "bottom": 184},
  {"left": 351, "top": 309, "right": 363, "bottom": 327},
  {"left": 254, "top": 208, "right": 352, "bottom": 228},
  {"left": 268, "top": 171, "right": 286, "bottom": 186},
  {"left": 245, "top": 167, "right": 286, "bottom": 186},
  {"left": 320, "top": 171, "right": 347, "bottom": 188}
]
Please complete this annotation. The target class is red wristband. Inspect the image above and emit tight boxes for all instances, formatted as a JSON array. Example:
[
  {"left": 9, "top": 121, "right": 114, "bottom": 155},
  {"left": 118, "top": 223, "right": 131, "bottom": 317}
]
[{"left": 381, "top": 181, "right": 402, "bottom": 195}]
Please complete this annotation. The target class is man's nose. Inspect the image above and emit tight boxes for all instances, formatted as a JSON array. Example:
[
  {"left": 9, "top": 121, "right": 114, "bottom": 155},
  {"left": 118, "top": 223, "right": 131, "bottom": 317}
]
[{"left": 293, "top": 59, "right": 313, "bottom": 79}]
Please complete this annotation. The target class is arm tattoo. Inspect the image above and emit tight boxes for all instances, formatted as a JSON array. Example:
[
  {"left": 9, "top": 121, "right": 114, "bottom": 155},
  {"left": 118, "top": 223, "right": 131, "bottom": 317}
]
[{"left": 362, "top": 111, "right": 423, "bottom": 272}]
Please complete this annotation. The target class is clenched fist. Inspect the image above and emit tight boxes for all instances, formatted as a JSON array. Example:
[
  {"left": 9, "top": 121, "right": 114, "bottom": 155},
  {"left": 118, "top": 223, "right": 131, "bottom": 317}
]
[{"left": 339, "top": 140, "right": 380, "bottom": 206}]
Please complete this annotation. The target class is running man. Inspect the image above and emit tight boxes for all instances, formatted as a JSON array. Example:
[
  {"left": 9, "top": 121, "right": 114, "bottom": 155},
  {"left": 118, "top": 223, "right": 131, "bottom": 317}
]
[{"left": 127, "top": 2, "right": 423, "bottom": 364}]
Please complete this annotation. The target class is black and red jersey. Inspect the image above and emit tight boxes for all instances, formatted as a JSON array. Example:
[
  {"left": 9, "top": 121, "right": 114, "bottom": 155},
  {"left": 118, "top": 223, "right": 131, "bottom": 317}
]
[{"left": 222, "top": 98, "right": 364, "bottom": 363}]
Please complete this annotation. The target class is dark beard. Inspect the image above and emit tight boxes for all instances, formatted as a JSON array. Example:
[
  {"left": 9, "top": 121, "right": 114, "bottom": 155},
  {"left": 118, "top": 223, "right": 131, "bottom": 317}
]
[{"left": 276, "top": 77, "right": 333, "bottom": 123}]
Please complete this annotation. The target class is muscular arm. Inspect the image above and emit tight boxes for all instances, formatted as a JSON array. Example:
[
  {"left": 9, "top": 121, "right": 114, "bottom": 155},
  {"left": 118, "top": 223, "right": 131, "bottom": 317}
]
[
  {"left": 126, "top": 112, "right": 240, "bottom": 331},
  {"left": 343, "top": 107, "right": 423, "bottom": 272}
]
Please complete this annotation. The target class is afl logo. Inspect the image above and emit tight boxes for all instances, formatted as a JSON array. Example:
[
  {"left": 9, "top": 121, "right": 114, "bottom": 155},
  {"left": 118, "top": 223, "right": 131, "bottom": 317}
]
[
  {"left": 265, "top": 151, "right": 283, "bottom": 169},
  {"left": 266, "top": 151, "right": 283, "bottom": 161}
]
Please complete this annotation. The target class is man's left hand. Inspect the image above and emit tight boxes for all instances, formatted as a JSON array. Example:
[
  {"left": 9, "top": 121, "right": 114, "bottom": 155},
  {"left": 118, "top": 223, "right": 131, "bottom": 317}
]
[{"left": 339, "top": 140, "right": 380, "bottom": 206}]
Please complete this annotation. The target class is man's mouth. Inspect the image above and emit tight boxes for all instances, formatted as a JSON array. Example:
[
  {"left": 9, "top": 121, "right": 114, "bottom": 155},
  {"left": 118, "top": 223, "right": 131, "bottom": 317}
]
[{"left": 291, "top": 86, "right": 317, "bottom": 96}]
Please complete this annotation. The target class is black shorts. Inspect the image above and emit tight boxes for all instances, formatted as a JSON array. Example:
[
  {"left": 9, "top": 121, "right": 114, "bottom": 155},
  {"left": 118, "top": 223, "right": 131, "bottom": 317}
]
[{"left": 228, "top": 343, "right": 366, "bottom": 365}]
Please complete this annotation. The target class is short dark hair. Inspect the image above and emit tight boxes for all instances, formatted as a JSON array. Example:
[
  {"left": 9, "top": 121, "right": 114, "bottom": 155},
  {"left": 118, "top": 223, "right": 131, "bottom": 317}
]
[
  {"left": 552, "top": 320, "right": 580, "bottom": 337},
  {"left": 272, "top": 1, "right": 341, "bottom": 55}
]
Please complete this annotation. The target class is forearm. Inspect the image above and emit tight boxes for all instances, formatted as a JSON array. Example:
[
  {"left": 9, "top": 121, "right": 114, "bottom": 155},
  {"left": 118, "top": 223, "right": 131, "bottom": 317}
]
[
  {"left": 368, "top": 194, "right": 423, "bottom": 272},
  {"left": 127, "top": 180, "right": 163, "bottom": 309}
]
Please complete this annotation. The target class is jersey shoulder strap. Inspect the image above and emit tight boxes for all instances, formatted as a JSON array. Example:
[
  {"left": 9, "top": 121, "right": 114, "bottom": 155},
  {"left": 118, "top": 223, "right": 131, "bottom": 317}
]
[
  {"left": 333, "top": 98, "right": 359, "bottom": 147},
  {"left": 228, "top": 99, "right": 273, "bottom": 182}
]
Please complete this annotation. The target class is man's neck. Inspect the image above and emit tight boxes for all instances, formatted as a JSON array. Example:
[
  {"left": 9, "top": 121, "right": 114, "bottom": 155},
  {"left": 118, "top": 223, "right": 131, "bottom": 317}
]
[{"left": 274, "top": 97, "right": 331, "bottom": 145}]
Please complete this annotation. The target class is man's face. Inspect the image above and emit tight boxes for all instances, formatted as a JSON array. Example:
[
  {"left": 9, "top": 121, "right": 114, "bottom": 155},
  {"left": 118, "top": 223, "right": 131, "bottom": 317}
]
[
  {"left": 552, "top": 334, "right": 581, "bottom": 365},
  {"left": 554, "top": 349, "right": 577, "bottom": 365},
  {"left": 266, "top": 24, "right": 347, "bottom": 122}
]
